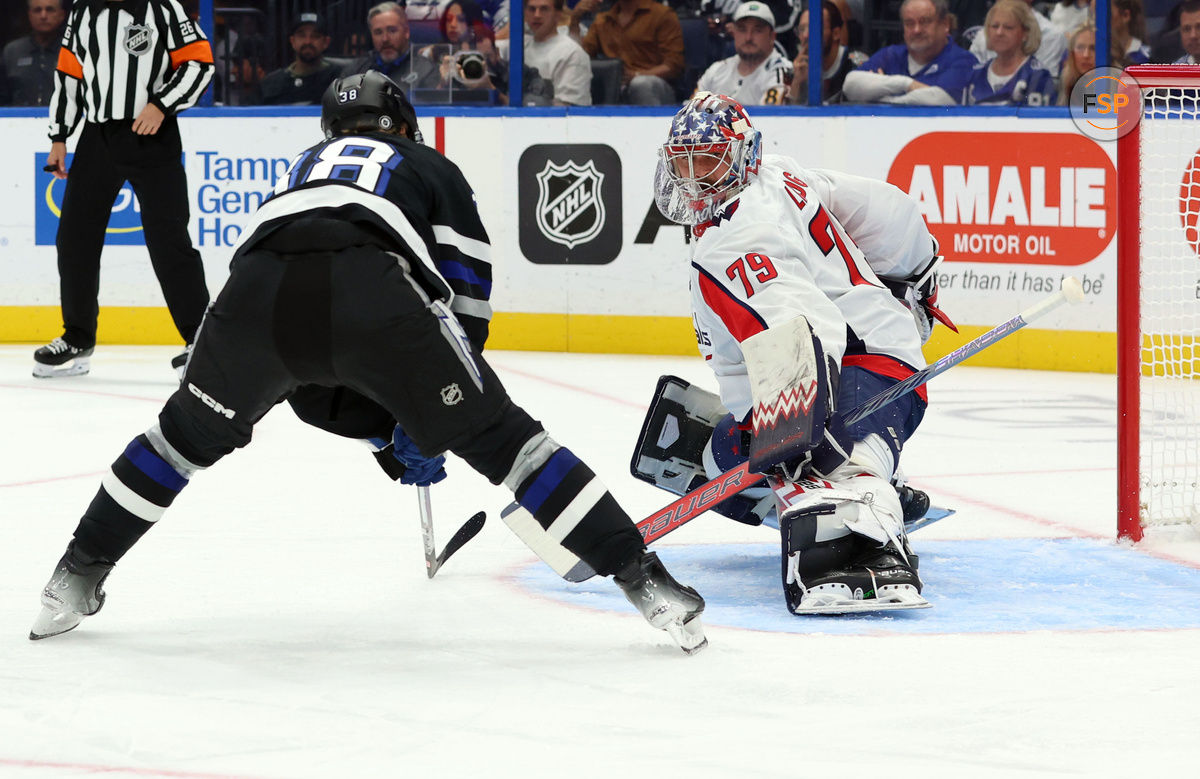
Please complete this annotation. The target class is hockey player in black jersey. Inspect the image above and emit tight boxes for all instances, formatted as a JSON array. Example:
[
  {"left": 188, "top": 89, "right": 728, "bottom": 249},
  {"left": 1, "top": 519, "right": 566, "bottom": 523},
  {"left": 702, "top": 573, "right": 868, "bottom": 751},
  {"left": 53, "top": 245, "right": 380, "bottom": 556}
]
[{"left": 29, "top": 72, "right": 706, "bottom": 654}]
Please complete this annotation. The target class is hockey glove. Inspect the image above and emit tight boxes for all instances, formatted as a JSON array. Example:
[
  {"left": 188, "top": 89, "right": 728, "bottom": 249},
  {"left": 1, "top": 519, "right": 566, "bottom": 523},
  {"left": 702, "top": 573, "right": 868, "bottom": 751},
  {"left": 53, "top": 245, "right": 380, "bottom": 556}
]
[
  {"left": 391, "top": 427, "right": 448, "bottom": 487},
  {"left": 882, "top": 243, "right": 957, "bottom": 344}
]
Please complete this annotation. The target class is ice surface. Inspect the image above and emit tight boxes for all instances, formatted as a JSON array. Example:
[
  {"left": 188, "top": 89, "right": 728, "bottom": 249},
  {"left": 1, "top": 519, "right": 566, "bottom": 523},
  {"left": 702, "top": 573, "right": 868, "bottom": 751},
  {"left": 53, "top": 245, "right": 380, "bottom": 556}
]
[{"left": 2, "top": 345, "right": 1198, "bottom": 778}]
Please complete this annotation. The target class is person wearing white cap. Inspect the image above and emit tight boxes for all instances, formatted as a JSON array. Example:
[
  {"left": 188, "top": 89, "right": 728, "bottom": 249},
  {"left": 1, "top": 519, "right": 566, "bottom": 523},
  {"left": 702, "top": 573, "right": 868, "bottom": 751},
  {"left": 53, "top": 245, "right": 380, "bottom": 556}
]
[{"left": 694, "top": 2, "right": 794, "bottom": 104}]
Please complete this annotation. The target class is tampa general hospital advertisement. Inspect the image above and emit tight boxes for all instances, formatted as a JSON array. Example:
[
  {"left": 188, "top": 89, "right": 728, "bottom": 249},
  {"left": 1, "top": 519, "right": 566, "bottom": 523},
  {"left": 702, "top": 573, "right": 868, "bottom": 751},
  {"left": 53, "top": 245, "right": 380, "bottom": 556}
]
[{"left": 0, "top": 111, "right": 1132, "bottom": 371}]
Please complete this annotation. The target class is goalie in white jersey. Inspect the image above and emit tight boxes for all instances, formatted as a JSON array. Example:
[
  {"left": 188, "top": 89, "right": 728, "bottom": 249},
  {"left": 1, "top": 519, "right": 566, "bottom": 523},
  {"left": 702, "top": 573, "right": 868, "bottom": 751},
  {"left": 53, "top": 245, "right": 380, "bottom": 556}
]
[{"left": 651, "top": 92, "right": 955, "bottom": 614}]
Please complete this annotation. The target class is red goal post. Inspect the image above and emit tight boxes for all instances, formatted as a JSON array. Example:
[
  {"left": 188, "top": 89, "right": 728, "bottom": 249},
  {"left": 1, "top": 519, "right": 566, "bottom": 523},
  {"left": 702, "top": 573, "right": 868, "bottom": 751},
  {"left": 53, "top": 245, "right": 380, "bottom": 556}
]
[{"left": 1117, "top": 65, "right": 1200, "bottom": 541}]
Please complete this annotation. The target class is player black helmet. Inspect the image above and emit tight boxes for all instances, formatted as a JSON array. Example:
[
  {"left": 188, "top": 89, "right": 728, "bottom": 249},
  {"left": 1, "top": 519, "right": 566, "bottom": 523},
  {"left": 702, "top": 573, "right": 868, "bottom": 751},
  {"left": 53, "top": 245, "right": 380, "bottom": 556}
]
[{"left": 321, "top": 71, "right": 423, "bottom": 144}]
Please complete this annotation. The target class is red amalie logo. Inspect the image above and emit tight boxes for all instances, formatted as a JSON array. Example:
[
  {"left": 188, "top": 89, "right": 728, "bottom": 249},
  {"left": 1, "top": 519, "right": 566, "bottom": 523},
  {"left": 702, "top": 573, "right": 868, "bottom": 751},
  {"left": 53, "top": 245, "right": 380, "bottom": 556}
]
[
  {"left": 1180, "top": 151, "right": 1200, "bottom": 255},
  {"left": 887, "top": 132, "right": 1116, "bottom": 265}
]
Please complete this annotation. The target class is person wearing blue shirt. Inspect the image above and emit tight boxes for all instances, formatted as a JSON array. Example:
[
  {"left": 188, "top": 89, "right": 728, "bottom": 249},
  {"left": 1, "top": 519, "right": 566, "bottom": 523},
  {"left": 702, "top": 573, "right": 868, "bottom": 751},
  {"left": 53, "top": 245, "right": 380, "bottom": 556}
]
[
  {"left": 842, "top": 0, "right": 978, "bottom": 104},
  {"left": 964, "top": 0, "right": 1055, "bottom": 105}
]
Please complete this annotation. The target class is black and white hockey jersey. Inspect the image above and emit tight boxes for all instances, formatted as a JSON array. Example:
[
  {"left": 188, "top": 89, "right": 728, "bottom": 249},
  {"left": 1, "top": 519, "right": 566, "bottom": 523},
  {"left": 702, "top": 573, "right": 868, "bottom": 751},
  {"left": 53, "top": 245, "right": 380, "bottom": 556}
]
[{"left": 232, "top": 132, "right": 494, "bottom": 349}]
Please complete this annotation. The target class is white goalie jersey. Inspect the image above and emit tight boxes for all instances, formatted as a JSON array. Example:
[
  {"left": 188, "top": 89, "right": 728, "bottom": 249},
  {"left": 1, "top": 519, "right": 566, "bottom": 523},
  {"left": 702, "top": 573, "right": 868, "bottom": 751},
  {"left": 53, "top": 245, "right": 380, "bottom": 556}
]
[{"left": 688, "top": 155, "right": 930, "bottom": 420}]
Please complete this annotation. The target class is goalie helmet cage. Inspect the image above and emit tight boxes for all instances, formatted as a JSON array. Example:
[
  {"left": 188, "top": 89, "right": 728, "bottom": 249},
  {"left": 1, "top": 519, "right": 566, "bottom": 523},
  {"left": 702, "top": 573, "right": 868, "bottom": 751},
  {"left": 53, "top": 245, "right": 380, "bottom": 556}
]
[{"left": 1117, "top": 65, "right": 1200, "bottom": 542}]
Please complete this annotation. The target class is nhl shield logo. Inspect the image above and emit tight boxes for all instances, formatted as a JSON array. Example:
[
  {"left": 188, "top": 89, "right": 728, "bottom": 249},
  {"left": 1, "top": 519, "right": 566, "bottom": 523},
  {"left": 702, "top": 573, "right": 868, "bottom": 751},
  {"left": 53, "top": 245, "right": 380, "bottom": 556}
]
[
  {"left": 534, "top": 160, "right": 606, "bottom": 249},
  {"left": 124, "top": 24, "right": 154, "bottom": 56}
]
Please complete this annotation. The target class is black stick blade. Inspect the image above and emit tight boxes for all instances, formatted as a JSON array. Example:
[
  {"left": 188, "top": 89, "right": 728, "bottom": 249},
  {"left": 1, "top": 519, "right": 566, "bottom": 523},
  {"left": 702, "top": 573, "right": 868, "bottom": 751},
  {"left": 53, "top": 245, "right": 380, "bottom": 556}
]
[{"left": 431, "top": 512, "right": 487, "bottom": 574}]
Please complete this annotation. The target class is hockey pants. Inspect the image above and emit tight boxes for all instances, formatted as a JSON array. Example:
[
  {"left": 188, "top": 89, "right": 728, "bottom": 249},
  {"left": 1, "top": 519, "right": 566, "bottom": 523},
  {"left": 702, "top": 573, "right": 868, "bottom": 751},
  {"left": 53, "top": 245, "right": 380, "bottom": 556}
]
[{"left": 65, "top": 245, "right": 643, "bottom": 575}]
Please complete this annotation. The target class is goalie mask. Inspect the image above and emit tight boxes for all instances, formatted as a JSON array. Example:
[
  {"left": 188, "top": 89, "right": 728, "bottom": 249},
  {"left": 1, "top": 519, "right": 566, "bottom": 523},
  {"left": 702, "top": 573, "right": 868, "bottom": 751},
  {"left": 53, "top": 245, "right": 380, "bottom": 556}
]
[
  {"left": 655, "top": 92, "right": 762, "bottom": 226},
  {"left": 321, "top": 71, "right": 424, "bottom": 144}
]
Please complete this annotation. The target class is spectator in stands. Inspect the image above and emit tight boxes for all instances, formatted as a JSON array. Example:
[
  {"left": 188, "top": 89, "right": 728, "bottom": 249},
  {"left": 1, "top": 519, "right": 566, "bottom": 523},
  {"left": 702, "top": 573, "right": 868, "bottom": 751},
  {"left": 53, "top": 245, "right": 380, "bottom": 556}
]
[
  {"left": 0, "top": 0, "right": 66, "bottom": 107},
  {"left": 950, "top": 0, "right": 990, "bottom": 32},
  {"left": 695, "top": 2, "right": 792, "bottom": 104},
  {"left": 964, "top": 0, "right": 1055, "bottom": 104},
  {"left": 523, "top": 0, "right": 592, "bottom": 104},
  {"left": 1108, "top": 0, "right": 1152, "bottom": 62},
  {"left": 342, "top": 2, "right": 440, "bottom": 93},
  {"left": 842, "top": 0, "right": 976, "bottom": 104},
  {"left": 1176, "top": 0, "right": 1200, "bottom": 62},
  {"left": 969, "top": 0, "right": 1066, "bottom": 76},
  {"left": 1148, "top": 1, "right": 1185, "bottom": 62},
  {"left": 788, "top": 0, "right": 868, "bottom": 103},
  {"left": 700, "top": 0, "right": 802, "bottom": 57},
  {"left": 256, "top": 12, "right": 342, "bottom": 105},
  {"left": 1049, "top": 0, "right": 1092, "bottom": 38},
  {"left": 1056, "top": 22, "right": 1094, "bottom": 103},
  {"left": 577, "top": 0, "right": 684, "bottom": 104}
]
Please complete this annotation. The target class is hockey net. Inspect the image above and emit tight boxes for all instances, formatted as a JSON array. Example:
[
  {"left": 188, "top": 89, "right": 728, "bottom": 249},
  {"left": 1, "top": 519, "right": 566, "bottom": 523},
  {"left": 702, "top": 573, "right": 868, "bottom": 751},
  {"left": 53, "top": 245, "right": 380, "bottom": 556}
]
[{"left": 1117, "top": 66, "right": 1200, "bottom": 541}]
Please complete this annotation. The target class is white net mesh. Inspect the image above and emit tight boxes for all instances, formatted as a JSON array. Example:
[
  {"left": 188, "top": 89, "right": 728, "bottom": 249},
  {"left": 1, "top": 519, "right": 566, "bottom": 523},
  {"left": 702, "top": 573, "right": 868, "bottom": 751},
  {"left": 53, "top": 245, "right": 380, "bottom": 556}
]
[{"left": 1138, "top": 86, "right": 1200, "bottom": 526}]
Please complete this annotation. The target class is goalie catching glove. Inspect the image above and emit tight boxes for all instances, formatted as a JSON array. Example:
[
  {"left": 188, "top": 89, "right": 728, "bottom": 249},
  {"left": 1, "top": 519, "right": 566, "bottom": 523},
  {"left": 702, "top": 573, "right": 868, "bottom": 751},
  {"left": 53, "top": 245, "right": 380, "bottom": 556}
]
[{"left": 879, "top": 241, "right": 957, "bottom": 344}]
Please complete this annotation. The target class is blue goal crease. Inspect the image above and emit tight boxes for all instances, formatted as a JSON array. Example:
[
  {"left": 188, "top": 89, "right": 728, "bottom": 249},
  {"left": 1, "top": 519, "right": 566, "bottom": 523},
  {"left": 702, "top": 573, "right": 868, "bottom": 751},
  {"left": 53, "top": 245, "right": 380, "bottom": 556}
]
[{"left": 517, "top": 538, "right": 1200, "bottom": 636}]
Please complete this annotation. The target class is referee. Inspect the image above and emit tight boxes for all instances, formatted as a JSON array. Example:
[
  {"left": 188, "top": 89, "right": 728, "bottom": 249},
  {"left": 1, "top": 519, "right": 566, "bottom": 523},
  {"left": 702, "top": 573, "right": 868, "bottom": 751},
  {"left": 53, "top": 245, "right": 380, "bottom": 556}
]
[{"left": 34, "top": 0, "right": 214, "bottom": 379}]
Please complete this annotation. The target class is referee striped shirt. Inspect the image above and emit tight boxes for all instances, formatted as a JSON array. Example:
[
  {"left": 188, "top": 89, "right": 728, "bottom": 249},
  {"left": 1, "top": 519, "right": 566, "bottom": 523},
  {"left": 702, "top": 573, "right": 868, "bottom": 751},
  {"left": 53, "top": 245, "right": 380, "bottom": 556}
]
[{"left": 49, "top": 0, "right": 214, "bottom": 141}]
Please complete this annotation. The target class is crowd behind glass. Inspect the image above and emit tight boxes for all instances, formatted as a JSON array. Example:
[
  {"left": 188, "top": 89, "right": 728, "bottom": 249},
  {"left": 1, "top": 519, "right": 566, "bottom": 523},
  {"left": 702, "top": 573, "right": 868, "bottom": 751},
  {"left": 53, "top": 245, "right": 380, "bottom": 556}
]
[{"left": 0, "top": 0, "right": 1194, "bottom": 108}]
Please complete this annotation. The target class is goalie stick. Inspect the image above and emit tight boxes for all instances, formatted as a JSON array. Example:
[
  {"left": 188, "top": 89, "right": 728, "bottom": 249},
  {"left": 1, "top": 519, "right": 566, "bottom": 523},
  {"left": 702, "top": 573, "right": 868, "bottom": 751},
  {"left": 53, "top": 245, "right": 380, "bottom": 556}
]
[
  {"left": 417, "top": 485, "right": 487, "bottom": 578},
  {"left": 504, "top": 277, "right": 1084, "bottom": 582}
]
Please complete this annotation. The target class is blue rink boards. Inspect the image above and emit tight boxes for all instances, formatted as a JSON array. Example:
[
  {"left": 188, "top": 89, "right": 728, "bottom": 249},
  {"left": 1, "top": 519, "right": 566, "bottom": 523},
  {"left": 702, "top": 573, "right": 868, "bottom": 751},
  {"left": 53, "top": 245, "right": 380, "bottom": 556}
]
[{"left": 517, "top": 538, "right": 1200, "bottom": 635}]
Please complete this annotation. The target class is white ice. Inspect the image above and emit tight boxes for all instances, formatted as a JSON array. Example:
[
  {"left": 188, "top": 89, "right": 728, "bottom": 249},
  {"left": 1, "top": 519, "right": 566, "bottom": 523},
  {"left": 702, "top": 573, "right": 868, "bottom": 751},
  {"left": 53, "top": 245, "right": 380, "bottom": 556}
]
[{"left": 1, "top": 345, "right": 1199, "bottom": 778}]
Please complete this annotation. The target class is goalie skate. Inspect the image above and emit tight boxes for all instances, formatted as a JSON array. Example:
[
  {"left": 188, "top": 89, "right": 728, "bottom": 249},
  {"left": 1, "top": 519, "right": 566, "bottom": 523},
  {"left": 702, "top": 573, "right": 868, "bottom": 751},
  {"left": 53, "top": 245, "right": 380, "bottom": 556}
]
[
  {"left": 778, "top": 475, "right": 930, "bottom": 615},
  {"left": 614, "top": 551, "right": 707, "bottom": 654},
  {"left": 792, "top": 554, "right": 930, "bottom": 614},
  {"left": 29, "top": 551, "right": 113, "bottom": 640}
]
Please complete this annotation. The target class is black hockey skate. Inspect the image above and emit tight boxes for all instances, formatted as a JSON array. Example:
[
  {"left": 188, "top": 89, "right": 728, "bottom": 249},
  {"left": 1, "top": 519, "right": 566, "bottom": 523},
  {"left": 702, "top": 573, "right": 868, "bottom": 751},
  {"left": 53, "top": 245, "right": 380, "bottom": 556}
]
[
  {"left": 897, "top": 485, "right": 931, "bottom": 526},
  {"left": 788, "top": 539, "right": 928, "bottom": 615},
  {"left": 32, "top": 337, "right": 93, "bottom": 378},
  {"left": 614, "top": 551, "right": 708, "bottom": 654},
  {"left": 30, "top": 547, "right": 114, "bottom": 640}
]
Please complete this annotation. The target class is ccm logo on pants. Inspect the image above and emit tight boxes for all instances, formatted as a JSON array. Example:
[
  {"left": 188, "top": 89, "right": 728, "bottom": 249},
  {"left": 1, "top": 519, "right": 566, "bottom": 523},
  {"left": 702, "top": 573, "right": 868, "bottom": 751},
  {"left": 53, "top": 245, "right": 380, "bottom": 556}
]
[{"left": 188, "top": 383, "right": 236, "bottom": 419}]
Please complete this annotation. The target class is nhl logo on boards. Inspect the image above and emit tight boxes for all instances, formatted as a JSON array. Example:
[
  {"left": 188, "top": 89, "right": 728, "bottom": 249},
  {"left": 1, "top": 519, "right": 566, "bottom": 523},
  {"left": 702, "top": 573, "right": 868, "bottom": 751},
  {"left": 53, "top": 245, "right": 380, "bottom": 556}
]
[
  {"left": 518, "top": 144, "right": 621, "bottom": 264},
  {"left": 440, "top": 383, "right": 463, "bottom": 406},
  {"left": 534, "top": 160, "right": 606, "bottom": 249},
  {"left": 123, "top": 24, "right": 154, "bottom": 56}
]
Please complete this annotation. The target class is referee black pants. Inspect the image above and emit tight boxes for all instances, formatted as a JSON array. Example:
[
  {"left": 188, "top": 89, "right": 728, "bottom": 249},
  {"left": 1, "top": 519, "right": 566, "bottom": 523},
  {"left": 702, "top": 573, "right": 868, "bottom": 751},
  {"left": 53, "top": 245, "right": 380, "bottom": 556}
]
[{"left": 56, "top": 118, "right": 210, "bottom": 349}]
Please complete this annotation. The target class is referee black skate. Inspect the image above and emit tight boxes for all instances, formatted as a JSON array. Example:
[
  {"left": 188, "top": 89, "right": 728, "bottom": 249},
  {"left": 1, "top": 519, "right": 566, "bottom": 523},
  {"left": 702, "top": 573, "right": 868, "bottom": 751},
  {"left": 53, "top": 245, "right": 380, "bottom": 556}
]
[
  {"left": 29, "top": 72, "right": 706, "bottom": 654},
  {"left": 34, "top": 0, "right": 213, "bottom": 379}
]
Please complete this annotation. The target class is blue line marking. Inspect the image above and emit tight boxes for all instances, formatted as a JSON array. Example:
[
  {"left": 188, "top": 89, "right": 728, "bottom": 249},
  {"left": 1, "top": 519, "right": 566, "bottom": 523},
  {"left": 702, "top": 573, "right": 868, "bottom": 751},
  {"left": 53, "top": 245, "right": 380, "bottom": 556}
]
[{"left": 517, "top": 539, "right": 1200, "bottom": 635}]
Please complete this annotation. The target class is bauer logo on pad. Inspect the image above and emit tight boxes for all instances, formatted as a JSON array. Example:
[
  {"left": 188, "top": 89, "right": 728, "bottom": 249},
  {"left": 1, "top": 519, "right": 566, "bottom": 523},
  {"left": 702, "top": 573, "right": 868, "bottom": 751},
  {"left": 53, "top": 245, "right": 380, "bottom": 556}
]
[{"left": 518, "top": 144, "right": 621, "bottom": 264}]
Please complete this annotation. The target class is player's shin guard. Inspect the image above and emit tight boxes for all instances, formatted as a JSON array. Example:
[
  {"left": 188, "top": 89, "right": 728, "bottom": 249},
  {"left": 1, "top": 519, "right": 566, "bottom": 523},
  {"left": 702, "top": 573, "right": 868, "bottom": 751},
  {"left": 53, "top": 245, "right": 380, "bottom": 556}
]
[{"left": 504, "top": 432, "right": 643, "bottom": 576}]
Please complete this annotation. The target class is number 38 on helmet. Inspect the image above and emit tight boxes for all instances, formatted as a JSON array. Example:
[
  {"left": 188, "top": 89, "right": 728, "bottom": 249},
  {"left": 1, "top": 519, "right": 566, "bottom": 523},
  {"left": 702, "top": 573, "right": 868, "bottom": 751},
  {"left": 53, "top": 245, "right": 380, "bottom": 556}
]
[{"left": 320, "top": 71, "right": 424, "bottom": 144}]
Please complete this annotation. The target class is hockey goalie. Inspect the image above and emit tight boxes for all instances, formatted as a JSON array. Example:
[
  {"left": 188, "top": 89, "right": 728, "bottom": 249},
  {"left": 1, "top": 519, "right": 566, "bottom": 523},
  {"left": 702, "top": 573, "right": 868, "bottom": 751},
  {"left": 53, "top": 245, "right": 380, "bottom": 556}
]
[{"left": 647, "top": 92, "right": 955, "bottom": 614}]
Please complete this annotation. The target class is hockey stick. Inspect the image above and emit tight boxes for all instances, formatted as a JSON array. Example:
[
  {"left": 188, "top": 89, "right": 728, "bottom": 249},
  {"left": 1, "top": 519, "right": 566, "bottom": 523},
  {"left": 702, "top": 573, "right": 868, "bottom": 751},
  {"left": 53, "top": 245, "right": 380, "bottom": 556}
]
[
  {"left": 504, "top": 277, "right": 1084, "bottom": 581},
  {"left": 417, "top": 485, "right": 487, "bottom": 578},
  {"left": 843, "top": 276, "right": 1085, "bottom": 425}
]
